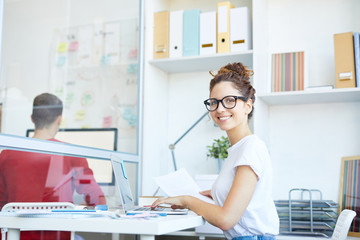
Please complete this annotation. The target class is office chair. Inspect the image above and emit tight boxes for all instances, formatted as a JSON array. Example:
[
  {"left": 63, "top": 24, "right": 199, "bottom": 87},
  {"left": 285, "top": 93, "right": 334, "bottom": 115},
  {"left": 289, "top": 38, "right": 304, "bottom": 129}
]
[{"left": 331, "top": 209, "right": 356, "bottom": 240}]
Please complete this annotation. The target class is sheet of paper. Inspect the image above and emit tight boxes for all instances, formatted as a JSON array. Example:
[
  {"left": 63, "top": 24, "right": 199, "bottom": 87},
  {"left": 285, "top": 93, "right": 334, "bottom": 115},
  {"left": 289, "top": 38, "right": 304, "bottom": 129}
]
[
  {"left": 77, "top": 25, "right": 92, "bottom": 65},
  {"left": 104, "top": 22, "right": 120, "bottom": 65},
  {"left": 154, "top": 168, "right": 215, "bottom": 204}
]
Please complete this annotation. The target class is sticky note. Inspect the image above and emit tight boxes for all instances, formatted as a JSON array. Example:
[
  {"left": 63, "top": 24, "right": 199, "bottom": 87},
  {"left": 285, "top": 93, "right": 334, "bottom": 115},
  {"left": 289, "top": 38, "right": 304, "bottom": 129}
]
[
  {"left": 56, "top": 56, "right": 66, "bottom": 66},
  {"left": 57, "top": 42, "right": 68, "bottom": 53},
  {"left": 102, "top": 116, "right": 113, "bottom": 128},
  {"left": 68, "top": 41, "right": 79, "bottom": 51},
  {"left": 81, "top": 92, "right": 94, "bottom": 106},
  {"left": 75, "top": 110, "right": 86, "bottom": 121}
]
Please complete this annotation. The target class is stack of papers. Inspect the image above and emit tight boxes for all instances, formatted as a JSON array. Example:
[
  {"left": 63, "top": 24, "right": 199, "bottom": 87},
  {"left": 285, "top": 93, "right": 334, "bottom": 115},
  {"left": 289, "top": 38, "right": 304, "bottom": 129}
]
[{"left": 154, "top": 168, "right": 215, "bottom": 204}]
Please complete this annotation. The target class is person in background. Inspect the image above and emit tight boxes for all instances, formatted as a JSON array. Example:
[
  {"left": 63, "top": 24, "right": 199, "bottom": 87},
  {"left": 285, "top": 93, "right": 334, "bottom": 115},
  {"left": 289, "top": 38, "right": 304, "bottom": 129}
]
[
  {"left": 152, "top": 63, "right": 279, "bottom": 240},
  {"left": 0, "top": 93, "right": 106, "bottom": 240}
]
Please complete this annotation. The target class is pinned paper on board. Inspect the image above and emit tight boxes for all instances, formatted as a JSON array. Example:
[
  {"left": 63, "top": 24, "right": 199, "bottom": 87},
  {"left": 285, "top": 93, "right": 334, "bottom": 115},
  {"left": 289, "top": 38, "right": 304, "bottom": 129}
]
[
  {"left": 75, "top": 110, "right": 86, "bottom": 121},
  {"left": 68, "top": 41, "right": 79, "bottom": 51},
  {"left": 81, "top": 91, "right": 95, "bottom": 106},
  {"left": 104, "top": 22, "right": 120, "bottom": 65},
  {"left": 65, "top": 93, "right": 75, "bottom": 106},
  {"left": 92, "top": 20, "right": 104, "bottom": 64},
  {"left": 77, "top": 25, "right": 92, "bottom": 65},
  {"left": 57, "top": 42, "right": 68, "bottom": 53},
  {"left": 102, "top": 116, "right": 113, "bottom": 128},
  {"left": 122, "top": 107, "right": 137, "bottom": 127},
  {"left": 56, "top": 56, "right": 67, "bottom": 66},
  {"left": 49, "top": 19, "right": 139, "bottom": 153}
]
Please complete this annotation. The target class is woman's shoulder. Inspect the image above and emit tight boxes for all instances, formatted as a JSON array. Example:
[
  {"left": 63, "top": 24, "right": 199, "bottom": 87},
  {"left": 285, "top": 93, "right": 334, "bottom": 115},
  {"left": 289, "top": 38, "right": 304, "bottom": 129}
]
[{"left": 238, "top": 134, "right": 265, "bottom": 147}]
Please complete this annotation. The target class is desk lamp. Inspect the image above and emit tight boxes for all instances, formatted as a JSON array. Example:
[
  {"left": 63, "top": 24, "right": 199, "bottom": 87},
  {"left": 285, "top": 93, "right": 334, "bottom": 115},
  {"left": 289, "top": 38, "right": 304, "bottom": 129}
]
[
  {"left": 152, "top": 112, "right": 209, "bottom": 196},
  {"left": 168, "top": 112, "right": 208, "bottom": 171}
]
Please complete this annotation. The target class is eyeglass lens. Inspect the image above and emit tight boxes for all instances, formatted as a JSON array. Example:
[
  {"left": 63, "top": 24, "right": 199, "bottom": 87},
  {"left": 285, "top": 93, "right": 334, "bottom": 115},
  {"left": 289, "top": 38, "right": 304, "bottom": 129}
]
[{"left": 207, "top": 96, "right": 237, "bottom": 111}]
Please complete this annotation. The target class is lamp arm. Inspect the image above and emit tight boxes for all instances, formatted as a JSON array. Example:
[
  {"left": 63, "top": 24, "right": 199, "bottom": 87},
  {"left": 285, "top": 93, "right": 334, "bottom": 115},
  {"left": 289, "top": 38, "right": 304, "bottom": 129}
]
[
  {"left": 168, "top": 112, "right": 208, "bottom": 171},
  {"left": 173, "top": 112, "right": 208, "bottom": 146}
]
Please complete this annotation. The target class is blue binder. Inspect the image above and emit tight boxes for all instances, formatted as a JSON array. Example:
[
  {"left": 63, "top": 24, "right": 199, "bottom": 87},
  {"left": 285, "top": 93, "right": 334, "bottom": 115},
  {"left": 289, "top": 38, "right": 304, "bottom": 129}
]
[
  {"left": 354, "top": 32, "right": 360, "bottom": 87},
  {"left": 183, "top": 9, "right": 201, "bottom": 56}
]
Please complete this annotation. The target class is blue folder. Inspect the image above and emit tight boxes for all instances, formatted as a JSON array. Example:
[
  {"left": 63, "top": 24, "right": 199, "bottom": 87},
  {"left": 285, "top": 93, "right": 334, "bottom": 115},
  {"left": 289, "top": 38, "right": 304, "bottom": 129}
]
[
  {"left": 183, "top": 9, "right": 201, "bottom": 56},
  {"left": 354, "top": 32, "right": 360, "bottom": 87}
]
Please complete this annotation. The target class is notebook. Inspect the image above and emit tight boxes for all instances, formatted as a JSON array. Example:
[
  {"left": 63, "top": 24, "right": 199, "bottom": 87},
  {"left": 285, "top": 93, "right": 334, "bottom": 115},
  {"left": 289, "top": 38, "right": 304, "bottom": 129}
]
[{"left": 111, "top": 155, "right": 188, "bottom": 215}]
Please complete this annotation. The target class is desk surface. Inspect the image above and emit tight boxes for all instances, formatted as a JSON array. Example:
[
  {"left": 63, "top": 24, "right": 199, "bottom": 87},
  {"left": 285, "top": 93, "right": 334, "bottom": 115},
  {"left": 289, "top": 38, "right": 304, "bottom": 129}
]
[{"left": 0, "top": 212, "right": 204, "bottom": 236}]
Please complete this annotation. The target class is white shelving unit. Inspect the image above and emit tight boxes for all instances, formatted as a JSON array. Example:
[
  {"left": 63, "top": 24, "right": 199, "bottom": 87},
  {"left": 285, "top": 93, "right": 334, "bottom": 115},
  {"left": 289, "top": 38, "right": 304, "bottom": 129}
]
[
  {"left": 149, "top": 51, "right": 253, "bottom": 73},
  {"left": 142, "top": 0, "right": 360, "bottom": 238},
  {"left": 258, "top": 88, "right": 360, "bottom": 105}
]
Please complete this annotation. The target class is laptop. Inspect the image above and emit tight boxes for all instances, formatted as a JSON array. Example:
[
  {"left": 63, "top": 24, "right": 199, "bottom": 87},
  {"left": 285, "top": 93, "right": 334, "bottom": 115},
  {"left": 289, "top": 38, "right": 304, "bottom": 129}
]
[{"left": 111, "top": 155, "right": 188, "bottom": 215}]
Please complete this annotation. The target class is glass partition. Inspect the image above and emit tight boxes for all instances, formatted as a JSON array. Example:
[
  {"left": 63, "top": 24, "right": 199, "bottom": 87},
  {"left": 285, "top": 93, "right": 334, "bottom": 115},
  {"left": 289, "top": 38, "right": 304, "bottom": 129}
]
[
  {"left": 0, "top": 0, "right": 141, "bottom": 155},
  {"left": 0, "top": 134, "right": 139, "bottom": 210}
]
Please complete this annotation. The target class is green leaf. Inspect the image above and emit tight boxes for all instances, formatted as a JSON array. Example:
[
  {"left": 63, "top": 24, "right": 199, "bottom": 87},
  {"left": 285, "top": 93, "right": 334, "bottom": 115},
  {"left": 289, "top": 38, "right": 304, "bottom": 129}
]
[{"left": 206, "top": 136, "right": 230, "bottom": 160}]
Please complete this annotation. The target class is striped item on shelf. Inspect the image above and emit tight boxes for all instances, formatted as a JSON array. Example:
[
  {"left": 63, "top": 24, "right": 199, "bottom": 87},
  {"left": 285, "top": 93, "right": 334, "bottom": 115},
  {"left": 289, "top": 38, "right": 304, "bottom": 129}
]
[
  {"left": 271, "top": 51, "right": 304, "bottom": 92},
  {"left": 341, "top": 158, "right": 360, "bottom": 233}
]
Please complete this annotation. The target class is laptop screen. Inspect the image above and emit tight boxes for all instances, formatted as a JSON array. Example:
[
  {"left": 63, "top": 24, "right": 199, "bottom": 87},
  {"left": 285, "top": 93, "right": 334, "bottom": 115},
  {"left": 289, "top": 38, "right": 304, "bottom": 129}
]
[{"left": 111, "top": 155, "right": 135, "bottom": 212}]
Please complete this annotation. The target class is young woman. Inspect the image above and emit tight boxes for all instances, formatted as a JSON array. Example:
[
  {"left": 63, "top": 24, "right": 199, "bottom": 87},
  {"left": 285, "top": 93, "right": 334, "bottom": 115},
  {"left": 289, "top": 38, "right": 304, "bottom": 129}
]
[{"left": 151, "top": 62, "right": 279, "bottom": 240}]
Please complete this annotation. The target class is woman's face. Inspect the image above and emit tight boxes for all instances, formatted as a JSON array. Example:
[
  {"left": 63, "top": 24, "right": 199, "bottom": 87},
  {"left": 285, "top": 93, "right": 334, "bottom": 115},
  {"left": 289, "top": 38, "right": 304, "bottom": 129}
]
[{"left": 209, "top": 81, "right": 252, "bottom": 132}]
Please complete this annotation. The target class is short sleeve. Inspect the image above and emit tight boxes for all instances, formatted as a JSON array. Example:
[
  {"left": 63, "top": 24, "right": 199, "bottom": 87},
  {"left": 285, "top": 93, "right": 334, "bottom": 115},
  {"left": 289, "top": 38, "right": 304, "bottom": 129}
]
[{"left": 231, "top": 137, "right": 268, "bottom": 180}]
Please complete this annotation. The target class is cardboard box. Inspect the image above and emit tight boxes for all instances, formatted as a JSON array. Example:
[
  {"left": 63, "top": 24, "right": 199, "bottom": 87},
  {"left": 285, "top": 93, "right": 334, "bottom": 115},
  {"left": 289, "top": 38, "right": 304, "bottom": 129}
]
[{"left": 334, "top": 32, "right": 356, "bottom": 88}]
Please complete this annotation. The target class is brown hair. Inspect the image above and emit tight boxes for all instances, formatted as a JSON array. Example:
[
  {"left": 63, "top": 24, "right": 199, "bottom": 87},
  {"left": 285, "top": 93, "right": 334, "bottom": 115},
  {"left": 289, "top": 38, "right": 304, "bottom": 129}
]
[
  {"left": 209, "top": 62, "right": 256, "bottom": 119},
  {"left": 32, "top": 93, "right": 63, "bottom": 129}
]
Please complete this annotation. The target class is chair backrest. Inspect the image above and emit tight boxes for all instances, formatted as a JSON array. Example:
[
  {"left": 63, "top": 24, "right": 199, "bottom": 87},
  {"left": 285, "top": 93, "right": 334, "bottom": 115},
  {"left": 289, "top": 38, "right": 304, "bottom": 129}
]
[{"left": 331, "top": 209, "right": 357, "bottom": 240}]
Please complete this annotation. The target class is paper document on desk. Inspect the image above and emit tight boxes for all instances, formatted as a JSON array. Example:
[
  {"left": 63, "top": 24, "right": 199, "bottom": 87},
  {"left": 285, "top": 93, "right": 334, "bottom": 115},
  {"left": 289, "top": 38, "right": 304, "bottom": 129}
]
[{"left": 154, "top": 168, "right": 215, "bottom": 204}]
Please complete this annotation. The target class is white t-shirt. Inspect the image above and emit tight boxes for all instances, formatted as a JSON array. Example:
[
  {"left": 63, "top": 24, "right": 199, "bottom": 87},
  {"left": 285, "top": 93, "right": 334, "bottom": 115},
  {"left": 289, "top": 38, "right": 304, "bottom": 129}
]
[{"left": 211, "top": 135, "right": 279, "bottom": 239}]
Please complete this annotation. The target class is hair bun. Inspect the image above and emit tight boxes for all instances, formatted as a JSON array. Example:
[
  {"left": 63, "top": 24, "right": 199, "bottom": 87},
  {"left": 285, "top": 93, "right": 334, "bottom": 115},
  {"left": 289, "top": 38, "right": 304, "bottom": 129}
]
[{"left": 218, "top": 62, "right": 253, "bottom": 80}]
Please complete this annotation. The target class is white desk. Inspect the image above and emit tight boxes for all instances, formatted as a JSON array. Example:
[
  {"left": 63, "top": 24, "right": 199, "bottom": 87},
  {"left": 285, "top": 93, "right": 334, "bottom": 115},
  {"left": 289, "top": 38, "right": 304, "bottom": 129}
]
[{"left": 0, "top": 212, "right": 204, "bottom": 240}]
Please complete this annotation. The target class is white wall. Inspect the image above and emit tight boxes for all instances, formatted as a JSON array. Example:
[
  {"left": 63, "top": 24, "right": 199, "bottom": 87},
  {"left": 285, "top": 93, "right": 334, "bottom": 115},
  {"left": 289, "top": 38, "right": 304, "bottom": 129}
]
[
  {"left": 270, "top": 102, "right": 360, "bottom": 201},
  {"left": 265, "top": 0, "right": 360, "bottom": 202}
]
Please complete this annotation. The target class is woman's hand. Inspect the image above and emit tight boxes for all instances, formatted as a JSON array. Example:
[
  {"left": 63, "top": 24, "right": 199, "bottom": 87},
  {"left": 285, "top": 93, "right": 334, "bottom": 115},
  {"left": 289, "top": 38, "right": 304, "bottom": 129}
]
[
  {"left": 199, "top": 190, "right": 213, "bottom": 199},
  {"left": 151, "top": 196, "right": 188, "bottom": 209}
]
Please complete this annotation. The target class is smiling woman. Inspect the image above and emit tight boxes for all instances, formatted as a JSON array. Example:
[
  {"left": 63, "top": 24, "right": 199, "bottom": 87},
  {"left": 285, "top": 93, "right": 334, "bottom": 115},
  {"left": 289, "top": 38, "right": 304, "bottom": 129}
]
[{"left": 151, "top": 62, "right": 279, "bottom": 240}]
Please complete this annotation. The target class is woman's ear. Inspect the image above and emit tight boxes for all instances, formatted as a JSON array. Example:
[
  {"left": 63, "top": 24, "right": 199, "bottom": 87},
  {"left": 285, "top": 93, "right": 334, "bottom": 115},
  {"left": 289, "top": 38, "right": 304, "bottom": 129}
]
[{"left": 245, "top": 99, "right": 253, "bottom": 115}]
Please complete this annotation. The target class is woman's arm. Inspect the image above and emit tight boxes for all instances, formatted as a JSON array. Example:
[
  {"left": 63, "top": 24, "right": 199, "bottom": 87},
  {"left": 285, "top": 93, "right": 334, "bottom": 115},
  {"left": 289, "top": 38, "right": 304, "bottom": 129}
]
[{"left": 152, "top": 165, "right": 257, "bottom": 231}]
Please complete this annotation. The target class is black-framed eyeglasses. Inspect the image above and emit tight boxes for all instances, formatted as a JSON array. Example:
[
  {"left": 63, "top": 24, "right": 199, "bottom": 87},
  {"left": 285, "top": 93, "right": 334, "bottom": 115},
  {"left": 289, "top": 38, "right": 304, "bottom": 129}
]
[{"left": 203, "top": 95, "right": 247, "bottom": 112}]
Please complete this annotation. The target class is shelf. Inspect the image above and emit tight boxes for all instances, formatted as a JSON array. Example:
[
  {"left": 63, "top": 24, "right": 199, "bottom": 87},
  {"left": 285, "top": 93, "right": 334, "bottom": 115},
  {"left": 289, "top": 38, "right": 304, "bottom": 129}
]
[
  {"left": 257, "top": 88, "right": 360, "bottom": 105},
  {"left": 149, "top": 50, "right": 253, "bottom": 73}
]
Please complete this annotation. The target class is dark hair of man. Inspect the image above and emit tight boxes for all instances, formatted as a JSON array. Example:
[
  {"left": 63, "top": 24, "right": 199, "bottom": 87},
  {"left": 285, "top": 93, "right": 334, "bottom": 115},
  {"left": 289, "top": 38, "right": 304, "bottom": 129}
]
[{"left": 32, "top": 93, "right": 63, "bottom": 129}]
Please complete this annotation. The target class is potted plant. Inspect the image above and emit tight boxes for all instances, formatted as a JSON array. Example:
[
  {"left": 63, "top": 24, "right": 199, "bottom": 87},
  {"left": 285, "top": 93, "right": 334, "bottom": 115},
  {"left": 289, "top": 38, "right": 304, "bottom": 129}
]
[{"left": 206, "top": 136, "right": 230, "bottom": 173}]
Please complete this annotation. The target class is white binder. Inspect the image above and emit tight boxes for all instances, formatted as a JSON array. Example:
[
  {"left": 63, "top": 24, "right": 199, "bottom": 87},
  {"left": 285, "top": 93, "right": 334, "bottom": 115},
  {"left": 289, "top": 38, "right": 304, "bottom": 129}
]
[
  {"left": 169, "top": 10, "right": 183, "bottom": 58},
  {"left": 200, "top": 11, "right": 216, "bottom": 55},
  {"left": 230, "top": 7, "right": 252, "bottom": 52}
]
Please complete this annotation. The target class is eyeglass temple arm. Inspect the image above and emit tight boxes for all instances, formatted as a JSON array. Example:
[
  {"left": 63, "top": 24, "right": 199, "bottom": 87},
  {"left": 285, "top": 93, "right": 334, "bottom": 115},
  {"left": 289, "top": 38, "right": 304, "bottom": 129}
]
[{"left": 168, "top": 112, "right": 208, "bottom": 171}]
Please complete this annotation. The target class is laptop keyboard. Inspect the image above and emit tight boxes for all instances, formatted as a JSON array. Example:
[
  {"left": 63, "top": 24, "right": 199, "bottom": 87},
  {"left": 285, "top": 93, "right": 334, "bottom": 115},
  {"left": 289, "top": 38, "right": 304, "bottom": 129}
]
[{"left": 133, "top": 207, "right": 165, "bottom": 211}]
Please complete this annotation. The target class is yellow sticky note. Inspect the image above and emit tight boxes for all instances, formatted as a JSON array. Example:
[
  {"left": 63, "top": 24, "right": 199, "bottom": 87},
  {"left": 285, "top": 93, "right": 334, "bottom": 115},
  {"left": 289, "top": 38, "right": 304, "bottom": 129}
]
[
  {"left": 57, "top": 42, "right": 68, "bottom": 53},
  {"left": 75, "top": 110, "right": 86, "bottom": 121}
]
